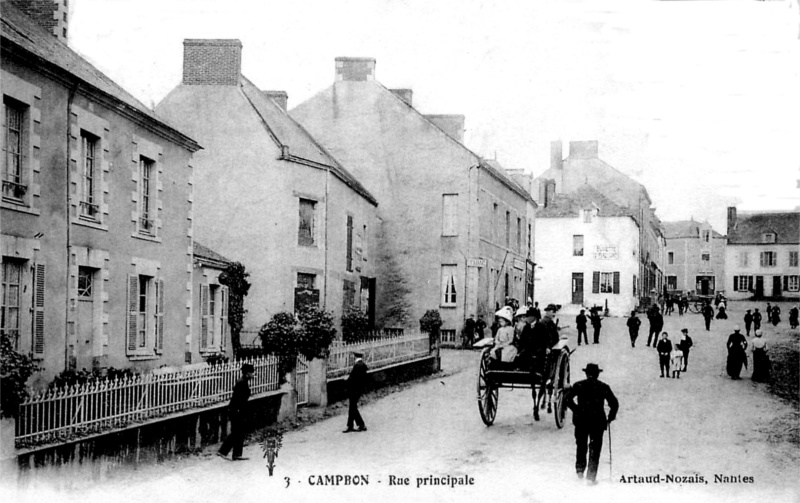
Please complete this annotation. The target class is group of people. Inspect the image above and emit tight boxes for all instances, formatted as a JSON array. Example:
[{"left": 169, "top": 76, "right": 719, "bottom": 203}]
[
  {"left": 575, "top": 307, "right": 603, "bottom": 345},
  {"left": 654, "top": 329, "right": 693, "bottom": 378},
  {"left": 624, "top": 304, "right": 665, "bottom": 348},
  {"left": 726, "top": 326, "right": 771, "bottom": 382},
  {"left": 663, "top": 292, "right": 690, "bottom": 316}
]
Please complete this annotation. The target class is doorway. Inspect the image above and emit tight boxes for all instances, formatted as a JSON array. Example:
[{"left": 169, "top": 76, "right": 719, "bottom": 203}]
[
  {"left": 773, "top": 275, "right": 782, "bottom": 297},
  {"left": 695, "top": 275, "right": 715, "bottom": 296},
  {"left": 755, "top": 276, "right": 764, "bottom": 298},
  {"left": 572, "top": 273, "right": 584, "bottom": 305},
  {"left": 76, "top": 267, "right": 96, "bottom": 370}
]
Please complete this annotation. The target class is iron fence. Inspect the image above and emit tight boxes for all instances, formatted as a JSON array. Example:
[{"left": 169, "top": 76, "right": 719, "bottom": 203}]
[
  {"left": 326, "top": 331, "right": 432, "bottom": 380},
  {"left": 15, "top": 356, "right": 279, "bottom": 448}
]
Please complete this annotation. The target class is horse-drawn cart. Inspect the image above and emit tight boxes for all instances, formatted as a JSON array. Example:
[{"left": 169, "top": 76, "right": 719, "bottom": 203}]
[{"left": 474, "top": 337, "right": 572, "bottom": 427}]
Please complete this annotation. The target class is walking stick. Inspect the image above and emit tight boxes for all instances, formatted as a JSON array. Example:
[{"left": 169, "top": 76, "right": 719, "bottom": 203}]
[{"left": 608, "top": 422, "right": 613, "bottom": 481}]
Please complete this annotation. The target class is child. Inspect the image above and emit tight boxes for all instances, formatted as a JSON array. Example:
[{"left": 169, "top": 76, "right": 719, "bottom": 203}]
[
  {"left": 671, "top": 344, "right": 684, "bottom": 379},
  {"left": 491, "top": 306, "right": 517, "bottom": 363}
]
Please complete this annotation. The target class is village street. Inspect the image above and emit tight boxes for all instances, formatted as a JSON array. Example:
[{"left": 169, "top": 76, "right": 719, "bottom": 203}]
[{"left": 7, "top": 302, "right": 799, "bottom": 503}]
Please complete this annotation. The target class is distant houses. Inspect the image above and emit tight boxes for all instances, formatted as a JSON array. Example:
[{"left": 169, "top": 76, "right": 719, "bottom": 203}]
[{"left": 663, "top": 220, "right": 726, "bottom": 296}]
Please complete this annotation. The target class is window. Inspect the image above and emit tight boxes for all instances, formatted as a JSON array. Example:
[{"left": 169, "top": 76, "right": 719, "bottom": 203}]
[
  {"left": 346, "top": 215, "right": 353, "bottom": 272},
  {"left": 138, "top": 156, "right": 154, "bottom": 234},
  {"left": 298, "top": 199, "right": 316, "bottom": 246},
  {"left": 790, "top": 251, "right": 798, "bottom": 268},
  {"left": 516, "top": 217, "right": 522, "bottom": 252},
  {"left": 297, "top": 273, "right": 316, "bottom": 289},
  {"left": 294, "top": 273, "right": 319, "bottom": 312},
  {"left": 583, "top": 209, "right": 592, "bottom": 223},
  {"left": 505, "top": 211, "right": 511, "bottom": 248},
  {"left": 1, "top": 259, "right": 23, "bottom": 344},
  {"left": 127, "top": 274, "right": 164, "bottom": 356},
  {"left": 441, "top": 265, "right": 457, "bottom": 306},
  {"left": 600, "top": 272, "right": 614, "bottom": 293},
  {"left": 136, "top": 275, "right": 151, "bottom": 348},
  {"left": 573, "top": 235, "right": 584, "bottom": 256},
  {"left": 702, "top": 230, "right": 710, "bottom": 243},
  {"left": 701, "top": 253, "right": 710, "bottom": 262},
  {"left": 666, "top": 276, "right": 677, "bottom": 290},
  {"left": 77, "top": 267, "right": 93, "bottom": 298},
  {"left": 593, "top": 271, "right": 620, "bottom": 294},
  {"left": 786, "top": 275, "right": 799, "bottom": 292},
  {"left": 442, "top": 194, "right": 458, "bottom": 236},
  {"left": 492, "top": 203, "right": 499, "bottom": 243},
  {"left": 667, "top": 252, "right": 674, "bottom": 265},
  {"left": 440, "top": 329, "right": 457, "bottom": 344},
  {"left": 527, "top": 223, "right": 532, "bottom": 256},
  {"left": 762, "top": 233, "right": 776, "bottom": 244},
  {"left": 80, "top": 131, "right": 99, "bottom": 219},
  {"left": 738, "top": 252, "right": 748, "bottom": 267},
  {"left": 3, "top": 99, "right": 26, "bottom": 201},
  {"left": 760, "top": 251, "right": 777, "bottom": 267},
  {"left": 200, "top": 284, "right": 229, "bottom": 352},
  {"left": 343, "top": 279, "right": 356, "bottom": 310},
  {"left": 734, "top": 275, "right": 753, "bottom": 292}
]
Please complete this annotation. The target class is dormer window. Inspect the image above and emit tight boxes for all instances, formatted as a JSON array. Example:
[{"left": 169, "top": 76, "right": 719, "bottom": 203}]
[
  {"left": 583, "top": 209, "right": 593, "bottom": 223},
  {"left": 762, "top": 233, "right": 776, "bottom": 244}
]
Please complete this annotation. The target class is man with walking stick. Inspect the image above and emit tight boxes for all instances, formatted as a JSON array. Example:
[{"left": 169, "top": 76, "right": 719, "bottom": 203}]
[{"left": 564, "top": 363, "right": 619, "bottom": 485}]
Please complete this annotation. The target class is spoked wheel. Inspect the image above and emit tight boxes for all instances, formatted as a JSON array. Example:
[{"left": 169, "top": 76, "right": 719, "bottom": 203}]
[
  {"left": 553, "top": 351, "right": 571, "bottom": 429},
  {"left": 477, "top": 349, "right": 499, "bottom": 426}
]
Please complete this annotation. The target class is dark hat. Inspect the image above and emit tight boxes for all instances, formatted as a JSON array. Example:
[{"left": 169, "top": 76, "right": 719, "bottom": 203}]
[
  {"left": 681, "top": 328, "right": 688, "bottom": 333},
  {"left": 582, "top": 363, "right": 602, "bottom": 374},
  {"left": 352, "top": 351, "right": 364, "bottom": 358},
  {"left": 526, "top": 306, "right": 536, "bottom": 317},
  {"left": 241, "top": 363, "right": 254, "bottom": 373},
  {"left": 545, "top": 304, "right": 557, "bottom": 312}
]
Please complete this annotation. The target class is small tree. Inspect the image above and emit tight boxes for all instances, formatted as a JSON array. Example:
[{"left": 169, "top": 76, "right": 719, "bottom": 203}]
[
  {"left": 0, "top": 335, "right": 39, "bottom": 418},
  {"left": 259, "top": 312, "right": 300, "bottom": 379},
  {"left": 419, "top": 309, "right": 443, "bottom": 350},
  {"left": 296, "top": 306, "right": 337, "bottom": 359},
  {"left": 219, "top": 262, "right": 251, "bottom": 357},
  {"left": 341, "top": 307, "right": 370, "bottom": 343}
]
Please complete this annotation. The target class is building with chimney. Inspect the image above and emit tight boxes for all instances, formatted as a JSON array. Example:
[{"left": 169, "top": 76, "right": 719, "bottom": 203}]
[
  {"left": 1, "top": 1, "right": 201, "bottom": 383},
  {"left": 663, "top": 220, "right": 726, "bottom": 296},
  {"left": 291, "top": 58, "right": 535, "bottom": 341},
  {"left": 534, "top": 140, "right": 666, "bottom": 312},
  {"left": 724, "top": 207, "right": 799, "bottom": 300},
  {"left": 156, "top": 41, "right": 379, "bottom": 335}
]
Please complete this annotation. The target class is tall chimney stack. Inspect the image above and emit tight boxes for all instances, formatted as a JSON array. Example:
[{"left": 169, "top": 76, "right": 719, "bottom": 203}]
[
  {"left": 264, "top": 90, "right": 288, "bottom": 111},
  {"left": 182, "top": 39, "right": 242, "bottom": 86},
  {"left": 550, "top": 140, "right": 563, "bottom": 170},
  {"left": 425, "top": 115, "right": 465, "bottom": 143},
  {"left": 11, "top": 0, "right": 69, "bottom": 42},
  {"left": 335, "top": 57, "right": 376, "bottom": 82},
  {"left": 727, "top": 206, "right": 737, "bottom": 237}
]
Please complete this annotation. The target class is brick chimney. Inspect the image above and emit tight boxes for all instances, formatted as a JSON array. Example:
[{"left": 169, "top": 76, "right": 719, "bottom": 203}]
[
  {"left": 263, "top": 90, "right": 288, "bottom": 111},
  {"left": 335, "top": 57, "right": 376, "bottom": 82},
  {"left": 727, "top": 206, "right": 737, "bottom": 236},
  {"left": 183, "top": 39, "right": 242, "bottom": 86},
  {"left": 425, "top": 115, "right": 465, "bottom": 143},
  {"left": 550, "top": 140, "right": 563, "bottom": 170},
  {"left": 390, "top": 89, "right": 413, "bottom": 106},
  {"left": 11, "top": 0, "right": 68, "bottom": 42},
  {"left": 569, "top": 140, "right": 599, "bottom": 159}
]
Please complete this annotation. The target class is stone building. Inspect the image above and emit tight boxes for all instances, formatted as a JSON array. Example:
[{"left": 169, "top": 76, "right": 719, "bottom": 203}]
[
  {"left": 534, "top": 184, "right": 640, "bottom": 316},
  {"left": 663, "top": 220, "right": 726, "bottom": 296},
  {"left": 724, "top": 207, "right": 799, "bottom": 300},
  {"left": 534, "top": 140, "right": 666, "bottom": 308},
  {"left": 1, "top": 1, "right": 200, "bottom": 383},
  {"left": 156, "top": 41, "right": 379, "bottom": 334},
  {"left": 291, "top": 58, "right": 534, "bottom": 340}
]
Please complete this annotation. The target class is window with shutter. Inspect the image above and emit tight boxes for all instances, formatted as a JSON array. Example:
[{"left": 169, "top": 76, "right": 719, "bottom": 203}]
[
  {"left": 220, "top": 287, "right": 228, "bottom": 350},
  {"left": 126, "top": 275, "right": 139, "bottom": 354},
  {"left": 346, "top": 215, "right": 353, "bottom": 271},
  {"left": 733, "top": 276, "right": 739, "bottom": 291},
  {"left": 200, "top": 284, "right": 209, "bottom": 351},
  {"left": 155, "top": 279, "right": 164, "bottom": 353},
  {"left": 613, "top": 272, "right": 620, "bottom": 294},
  {"left": 592, "top": 271, "right": 600, "bottom": 294},
  {"left": 32, "top": 263, "right": 45, "bottom": 357}
]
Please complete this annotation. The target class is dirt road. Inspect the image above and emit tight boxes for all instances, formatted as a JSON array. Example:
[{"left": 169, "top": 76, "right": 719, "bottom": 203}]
[{"left": 6, "top": 301, "right": 799, "bottom": 503}]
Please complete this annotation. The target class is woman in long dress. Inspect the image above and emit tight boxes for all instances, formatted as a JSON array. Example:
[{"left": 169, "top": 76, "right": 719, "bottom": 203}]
[
  {"left": 750, "top": 330, "right": 771, "bottom": 382},
  {"left": 726, "top": 326, "right": 748, "bottom": 380}
]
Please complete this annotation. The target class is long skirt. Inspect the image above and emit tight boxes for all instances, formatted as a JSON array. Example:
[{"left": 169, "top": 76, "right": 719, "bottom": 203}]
[
  {"left": 726, "top": 351, "right": 746, "bottom": 378},
  {"left": 751, "top": 349, "right": 771, "bottom": 382}
]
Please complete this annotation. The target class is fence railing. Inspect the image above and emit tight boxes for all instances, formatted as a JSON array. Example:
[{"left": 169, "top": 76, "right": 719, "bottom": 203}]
[
  {"left": 326, "top": 331, "right": 432, "bottom": 380},
  {"left": 15, "top": 356, "right": 280, "bottom": 448}
]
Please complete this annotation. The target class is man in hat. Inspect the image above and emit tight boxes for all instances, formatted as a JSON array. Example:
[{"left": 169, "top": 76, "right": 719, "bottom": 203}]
[
  {"left": 589, "top": 307, "right": 602, "bottom": 344},
  {"left": 744, "top": 309, "right": 753, "bottom": 336},
  {"left": 627, "top": 310, "right": 641, "bottom": 348},
  {"left": 753, "top": 308, "right": 762, "bottom": 332},
  {"left": 564, "top": 363, "right": 619, "bottom": 485},
  {"left": 575, "top": 309, "right": 588, "bottom": 346},
  {"left": 677, "top": 328, "right": 693, "bottom": 372},
  {"left": 217, "top": 363, "right": 255, "bottom": 460},
  {"left": 343, "top": 351, "right": 369, "bottom": 432}
]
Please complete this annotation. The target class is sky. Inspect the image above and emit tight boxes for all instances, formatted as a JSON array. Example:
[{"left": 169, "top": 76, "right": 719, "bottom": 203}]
[{"left": 67, "top": 0, "right": 800, "bottom": 232}]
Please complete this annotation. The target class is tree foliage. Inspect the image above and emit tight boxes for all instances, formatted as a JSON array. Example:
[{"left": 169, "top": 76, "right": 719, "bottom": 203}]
[
  {"left": 259, "top": 306, "right": 336, "bottom": 379},
  {"left": 419, "top": 309, "right": 444, "bottom": 350},
  {"left": 296, "top": 306, "right": 337, "bottom": 360},
  {"left": 0, "top": 335, "right": 39, "bottom": 418},
  {"left": 218, "top": 262, "right": 251, "bottom": 357},
  {"left": 341, "top": 307, "right": 370, "bottom": 343}
]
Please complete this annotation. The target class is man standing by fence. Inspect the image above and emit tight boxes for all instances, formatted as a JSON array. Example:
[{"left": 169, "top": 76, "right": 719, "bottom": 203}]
[
  {"left": 343, "top": 351, "right": 368, "bottom": 433},
  {"left": 217, "top": 363, "right": 254, "bottom": 461}
]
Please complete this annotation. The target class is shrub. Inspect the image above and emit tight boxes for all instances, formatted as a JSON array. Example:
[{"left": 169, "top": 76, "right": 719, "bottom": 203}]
[
  {"left": 341, "top": 307, "right": 370, "bottom": 343},
  {"left": 259, "top": 312, "right": 300, "bottom": 378},
  {"left": 419, "top": 309, "right": 444, "bottom": 350},
  {"left": 296, "top": 306, "right": 337, "bottom": 360},
  {"left": 0, "top": 335, "right": 39, "bottom": 418}
]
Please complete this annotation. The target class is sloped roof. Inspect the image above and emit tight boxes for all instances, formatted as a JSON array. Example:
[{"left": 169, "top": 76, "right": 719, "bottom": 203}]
[
  {"left": 537, "top": 184, "right": 634, "bottom": 219},
  {"left": 663, "top": 220, "right": 724, "bottom": 239},
  {"left": 193, "top": 241, "right": 233, "bottom": 268},
  {"left": 1, "top": 2, "right": 199, "bottom": 152},
  {"left": 481, "top": 159, "right": 537, "bottom": 206},
  {"left": 239, "top": 77, "right": 378, "bottom": 206},
  {"left": 728, "top": 211, "right": 800, "bottom": 245}
]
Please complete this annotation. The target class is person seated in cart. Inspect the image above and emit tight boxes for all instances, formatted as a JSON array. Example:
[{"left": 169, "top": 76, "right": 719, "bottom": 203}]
[
  {"left": 528, "top": 304, "right": 560, "bottom": 379},
  {"left": 489, "top": 306, "right": 517, "bottom": 363}
]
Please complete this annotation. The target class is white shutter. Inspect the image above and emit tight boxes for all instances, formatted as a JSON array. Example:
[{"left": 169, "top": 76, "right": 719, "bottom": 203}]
[
  {"left": 155, "top": 279, "right": 164, "bottom": 353},
  {"left": 126, "top": 275, "right": 139, "bottom": 354},
  {"left": 32, "top": 263, "right": 46, "bottom": 358},
  {"left": 200, "top": 284, "right": 209, "bottom": 351}
]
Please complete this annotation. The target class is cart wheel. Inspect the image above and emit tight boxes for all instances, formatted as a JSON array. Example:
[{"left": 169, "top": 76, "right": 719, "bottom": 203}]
[
  {"left": 477, "top": 349, "right": 499, "bottom": 426},
  {"left": 554, "top": 352, "right": 571, "bottom": 429}
]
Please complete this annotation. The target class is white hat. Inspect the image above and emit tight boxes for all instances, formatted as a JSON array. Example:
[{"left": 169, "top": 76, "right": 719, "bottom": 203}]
[
  {"left": 495, "top": 306, "right": 513, "bottom": 323},
  {"left": 734, "top": 325, "right": 741, "bottom": 331},
  {"left": 515, "top": 307, "right": 528, "bottom": 319}
]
